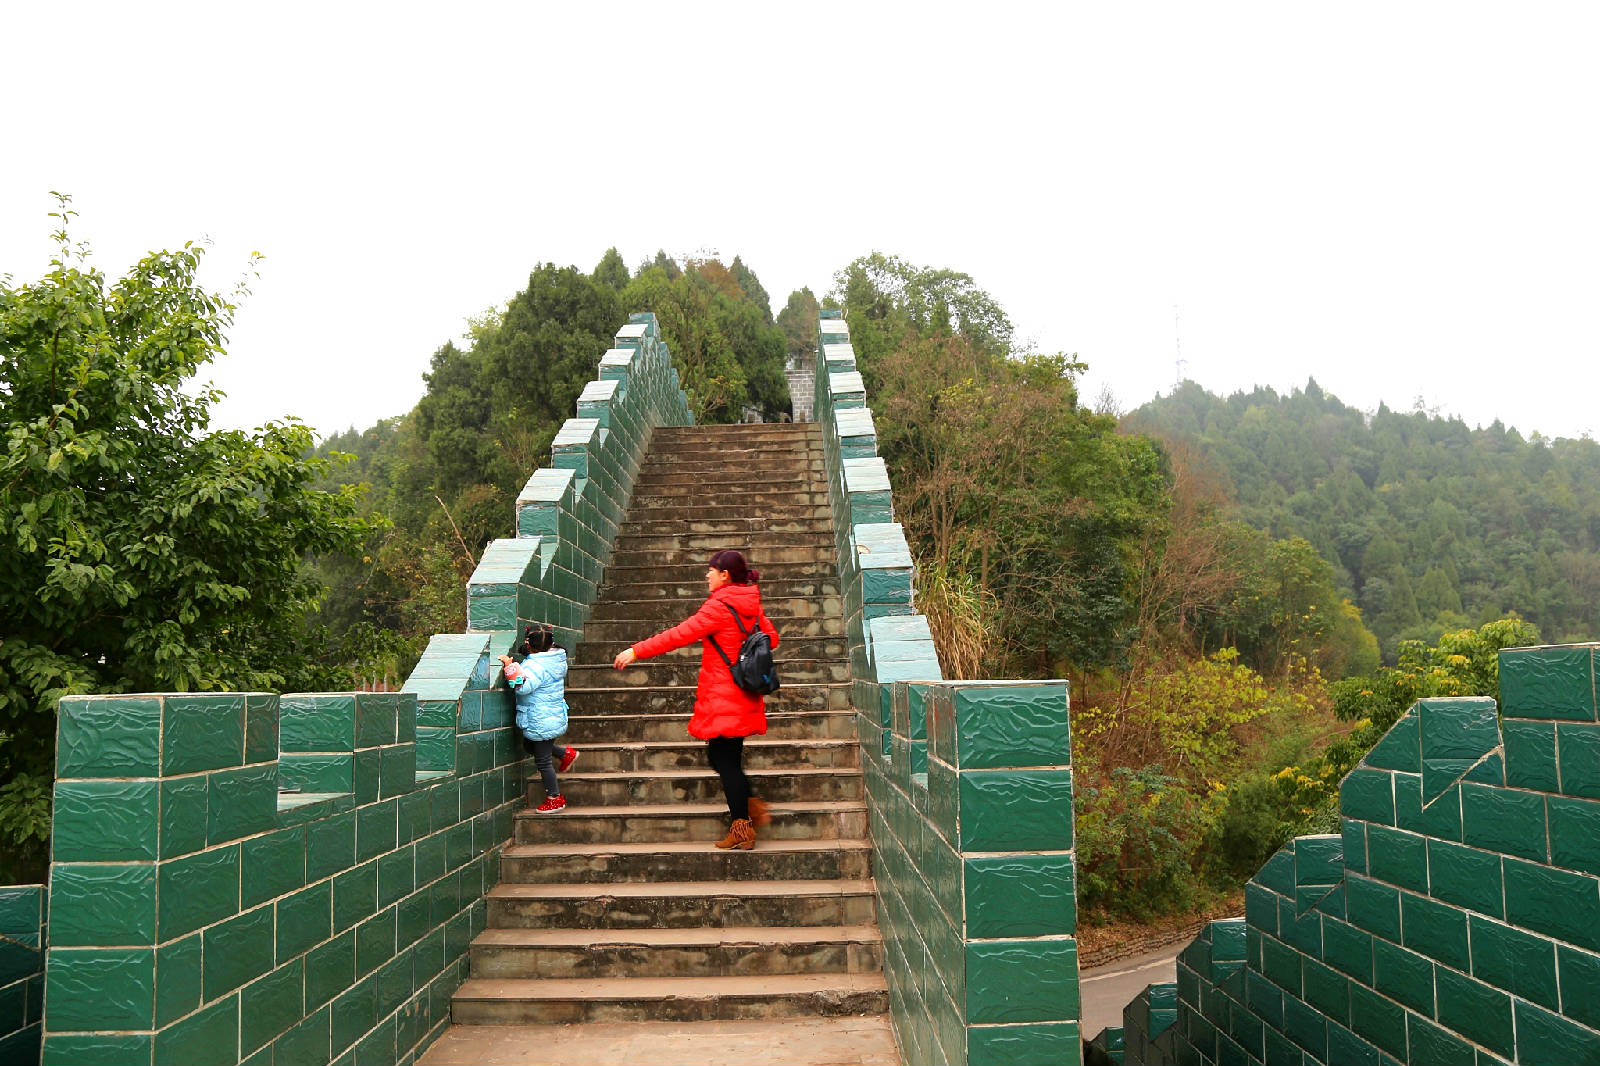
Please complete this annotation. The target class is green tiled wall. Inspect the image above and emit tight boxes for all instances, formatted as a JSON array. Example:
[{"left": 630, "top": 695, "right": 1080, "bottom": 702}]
[
  {"left": 813, "top": 310, "right": 1080, "bottom": 1066},
  {"left": 0, "top": 884, "right": 46, "bottom": 1064},
  {"left": 37, "top": 315, "right": 692, "bottom": 1066},
  {"left": 1117, "top": 643, "right": 1600, "bottom": 1066}
]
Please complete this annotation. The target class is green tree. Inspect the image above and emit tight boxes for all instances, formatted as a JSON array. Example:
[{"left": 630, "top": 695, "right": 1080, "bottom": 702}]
[
  {"left": 592, "top": 247, "right": 630, "bottom": 290},
  {"left": 776, "top": 287, "right": 820, "bottom": 360},
  {"left": 0, "top": 200, "right": 372, "bottom": 879}
]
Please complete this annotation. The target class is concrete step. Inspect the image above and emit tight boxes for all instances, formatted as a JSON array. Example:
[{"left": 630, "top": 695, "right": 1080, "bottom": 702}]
[
  {"left": 555, "top": 738, "right": 859, "bottom": 773},
  {"left": 498, "top": 837, "right": 873, "bottom": 884},
  {"left": 595, "top": 575, "right": 840, "bottom": 600},
  {"left": 630, "top": 488, "right": 832, "bottom": 507},
  {"left": 574, "top": 634, "right": 846, "bottom": 665},
  {"left": 612, "top": 531, "right": 836, "bottom": 553},
  {"left": 607, "top": 545, "right": 835, "bottom": 568},
  {"left": 486, "top": 877, "right": 878, "bottom": 929},
  {"left": 619, "top": 516, "right": 836, "bottom": 537},
  {"left": 468, "top": 924, "right": 883, "bottom": 980},
  {"left": 616, "top": 503, "right": 832, "bottom": 523},
  {"left": 562, "top": 708, "right": 857, "bottom": 744},
  {"left": 451, "top": 973, "right": 888, "bottom": 1025},
  {"left": 565, "top": 682, "right": 851, "bottom": 715},
  {"left": 582, "top": 613, "right": 844, "bottom": 640},
  {"left": 638, "top": 459, "right": 826, "bottom": 478},
  {"left": 634, "top": 468, "right": 821, "bottom": 487},
  {"left": 568, "top": 659, "right": 850, "bottom": 688},
  {"left": 550, "top": 768, "right": 863, "bottom": 807},
  {"left": 654, "top": 425, "right": 822, "bottom": 441},
  {"left": 511, "top": 800, "right": 868, "bottom": 845}
]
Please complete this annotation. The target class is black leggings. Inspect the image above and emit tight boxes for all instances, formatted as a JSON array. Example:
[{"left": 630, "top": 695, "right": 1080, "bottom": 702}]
[
  {"left": 706, "top": 736, "right": 749, "bottom": 821},
  {"left": 523, "top": 737, "right": 569, "bottom": 796}
]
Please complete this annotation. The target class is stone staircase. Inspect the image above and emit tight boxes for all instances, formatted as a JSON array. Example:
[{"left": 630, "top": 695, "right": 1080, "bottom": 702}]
[{"left": 450, "top": 421, "right": 888, "bottom": 1026}]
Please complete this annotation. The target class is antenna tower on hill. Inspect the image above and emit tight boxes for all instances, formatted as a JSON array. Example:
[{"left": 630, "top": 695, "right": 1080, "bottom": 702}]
[{"left": 1174, "top": 304, "right": 1187, "bottom": 388}]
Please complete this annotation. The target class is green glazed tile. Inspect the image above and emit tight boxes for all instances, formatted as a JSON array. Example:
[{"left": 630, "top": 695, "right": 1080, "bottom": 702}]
[
  {"left": 1408, "top": 1012, "right": 1475, "bottom": 1065},
  {"left": 1347, "top": 875, "right": 1402, "bottom": 941},
  {"left": 951, "top": 684, "right": 1069, "bottom": 769},
  {"left": 1400, "top": 891, "right": 1470, "bottom": 970},
  {"left": 245, "top": 694, "right": 280, "bottom": 764},
  {"left": 1515, "top": 997, "right": 1600, "bottom": 1066},
  {"left": 158, "top": 844, "right": 239, "bottom": 940},
  {"left": 1363, "top": 711, "right": 1420, "bottom": 772},
  {"left": 1348, "top": 982, "right": 1407, "bottom": 1059},
  {"left": 1558, "top": 723, "right": 1600, "bottom": 799},
  {"left": 155, "top": 991, "right": 238, "bottom": 1065},
  {"left": 281, "top": 694, "right": 357, "bottom": 753},
  {"left": 203, "top": 905, "right": 275, "bottom": 999},
  {"left": 1260, "top": 933, "right": 1303, "bottom": 994},
  {"left": 1549, "top": 794, "right": 1600, "bottom": 876},
  {"left": 1557, "top": 945, "right": 1600, "bottom": 1030},
  {"left": 277, "top": 880, "right": 332, "bottom": 961},
  {"left": 1394, "top": 775, "right": 1462, "bottom": 842},
  {"left": 241, "top": 960, "right": 304, "bottom": 1055},
  {"left": 356, "top": 799, "right": 398, "bottom": 863},
  {"left": 1500, "top": 646, "right": 1596, "bottom": 722},
  {"left": 160, "top": 775, "right": 209, "bottom": 859},
  {"left": 162, "top": 693, "right": 246, "bottom": 775},
  {"left": 56, "top": 696, "right": 160, "bottom": 779},
  {"left": 1341, "top": 768, "right": 1395, "bottom": 825},
  {"left": 1282, "top": 993, "right": 1329, "bottom": 1060},
  {"left": 1295, "top": 834, "right": 1345, "bottom": 885},
  {"left": 48, "top": 862, "right": 156, "bottom": 946},
  {"left": 307, "top": 811, "right": 357, "bottom": 882},
  {"left": 1372, "top": 938, "right": 1434, "bottom": 1014},
  {"left": 965, "top": 939, "right": 1079, "bottom": 1026},
  {"left": 305, "top": 929, "right": 355, "bottom": 1011},
  {"left": 957, "top": 769, "right": 1072, "bottom": 852},
  {"left": 208, "top": 764, "right": 278, "bottom": 845},
  {"left": 280, "top": 754, "right": 354, "bottom": 794},
  {"left": 354, "top": 747, "right": 382, "bottom": 804},
  {"left": 1470, "top": 914, "right": 1557, "bottom": 1010},
  {"left": 1504, "top": 856, "right": 1600, "bottom": 951},
  {"left": 377, "top": 947, "right": 413, "bottom": 1017},
  {"left": 381, "top": 744, "right": 417, "bottom": 800},
  {"left": 242, "top": 826, "right": 306, "bottom": 908},
  {"left": 356, "top": 907, "right": 397, "bottom": 978},
  {"left": 1302, "top": 958, "right": 1350, "bottom": 1025},
  {"left": 1343, "top": 818, "right": 1368, "bottom": 875},
  {"left": 397, "top": 889, "right": 431, "bottom": 950},
  {"left": 355, "top": 693, "right": 399, "bottom": 749},
  {"left": 44, "top": 947, "right": 154, "bottom": 1030},
  {"left": 154, "top": 930, "right": 202, "bottom": 1027},
  {"left": 274, "top": 1002, "right": 331, "bottom": 1066},
  {"left": 1418, "top": 697, "right": 1500, "bottom": 761},
  {"left": 1436, "top": 966, "right": 1515, "bottom": 1058},
  {"left": 41, "top": 1033, "right": 152, "bottom": 1065},
  {"left": 1322, "top": 917, "right": 1374, "bottom": 983},
  {"left": 966, "top": 1021, "right": 1080, "bottom": 1066},
  {"left": 331, "top": 975, "right": 376, "bottom": 1057},
  {"left": 52, "top": 778, "right": 158, "bottom": 862},
  {"left": 1427, "top": 838, "right": 1504, "bottom": 919},
  {"left": 1366, "top": 824, "right": 1430, "bottom": 894},
  {"left": 1504, "top": 719, "right": 1559, "bottom": 791},
  {"left": 333, "top": 861, "right": 378, "bottom": 933}
]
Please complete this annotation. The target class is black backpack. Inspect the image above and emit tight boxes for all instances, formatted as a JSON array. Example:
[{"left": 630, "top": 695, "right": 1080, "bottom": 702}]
[{"left": 707, "top": 604, "right": 780, "bottom": 696}]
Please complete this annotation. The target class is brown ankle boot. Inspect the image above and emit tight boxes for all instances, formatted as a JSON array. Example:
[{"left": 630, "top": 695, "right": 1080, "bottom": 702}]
[
  {"left": 747, "top": 796, "right": 772, "bottom": 828},
  {"left": 715, "top": 818, "right": 756, "bottom": 850}
]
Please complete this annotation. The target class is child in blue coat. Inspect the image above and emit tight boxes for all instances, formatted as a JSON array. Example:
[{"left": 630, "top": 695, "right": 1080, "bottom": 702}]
[{"left": 499, "top": 624, "right": 577, "bottom": 813}]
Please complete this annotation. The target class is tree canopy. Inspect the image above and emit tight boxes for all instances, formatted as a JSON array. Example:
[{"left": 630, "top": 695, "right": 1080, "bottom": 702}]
[{"left": 0, "top": 199, "right": 372, "bottom": 879}]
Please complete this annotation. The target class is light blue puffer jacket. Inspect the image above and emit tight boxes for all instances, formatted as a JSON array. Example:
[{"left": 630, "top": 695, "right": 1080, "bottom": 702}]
[{"left": 508, "top": 648, "right": 569, "bottom": 741}]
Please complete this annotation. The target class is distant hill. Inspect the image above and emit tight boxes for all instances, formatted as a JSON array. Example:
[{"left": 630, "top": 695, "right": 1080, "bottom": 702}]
[{"left": 1125, "top": 380, "right": 1600, "bottom": 654}]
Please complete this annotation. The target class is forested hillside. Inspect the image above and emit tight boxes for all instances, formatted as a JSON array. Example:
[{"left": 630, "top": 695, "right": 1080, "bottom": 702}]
[{"left": 1126, "top": 381, "right": 1600, "bottom": 655}]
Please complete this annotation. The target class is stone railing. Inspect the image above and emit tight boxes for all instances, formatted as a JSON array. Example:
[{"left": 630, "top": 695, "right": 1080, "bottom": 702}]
[
  {"left": 1108, "top": 642, "right": 1600, "bottom": 1066},
  {"left": 812, "top": 310, "right": 1081, "bottom": 1066},
  {"left": 37, "top": 314, "right": 691, "bottom": 1066}
]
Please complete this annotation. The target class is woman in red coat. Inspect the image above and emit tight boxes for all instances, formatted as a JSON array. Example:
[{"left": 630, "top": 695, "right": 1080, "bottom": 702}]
[{"left": 612, "top": 549, "right": 780, "bottom": 850}]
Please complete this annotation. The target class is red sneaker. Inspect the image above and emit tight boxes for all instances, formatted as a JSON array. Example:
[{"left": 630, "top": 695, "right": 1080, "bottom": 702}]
[
  {"left": 557, "top": 748, "right": 580, "bottom": 774},
  {"left": 535, "top": 794, "right": 567, "bottom": 813}
]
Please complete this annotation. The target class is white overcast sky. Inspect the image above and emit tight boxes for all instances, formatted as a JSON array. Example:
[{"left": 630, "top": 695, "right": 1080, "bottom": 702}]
[{"left": 3, "top": 3, "right": 1596, "bottom": 442}]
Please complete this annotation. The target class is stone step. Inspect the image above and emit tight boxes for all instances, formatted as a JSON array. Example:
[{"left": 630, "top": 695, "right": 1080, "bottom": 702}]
[
  {"left": 451, "top": 973, "right": 889, "bottom": 1026},
  {"left": 467, "top": 925, "right": 883, "bottom": 980},
  {"left": 562, "top": 708, "right": 857, "bottom": 744},
  {"left": 616, "top": 503, "right": 833, "bottom": 523},
  {"left": 586, "top": 596, "right": 842, "bottom": 624},
  {"left": 634, "top": 467, "right": 821, "bottom": 485},
  {"left": 511, "top": 800, "right": 868, "bottom": 845},
  {"left": 607, "top": 545, "right": 835, "bottom": 568},
  {"left": 550, "top": 768, "right": 862, "bottom": 807},
  {"left": 485, "top": 877, "right": 878, "bottom": 929},
  {"left": 582, "top": 613, "right": 844, "bottom": 640},
  {"left": 498, "top": 837, "right": 873, "bottom": 884},
  {"left": 654, "top": 424, "right": 822, "bottom": 441},
  {"left": 619, "top": 516, "right": 836, "bottom": 537},
  {"left": 630, "top": 488, "right": 832, "bottom": 507},
  {"left": 611, "top": 531, "right": 836, "bottom": 553},
  {"left": 574, "top": 634, "right": 846, "bottom": 665},
  {"left": 553, "top": 738, "right": 858, "bottom": 774},
  {"left": 568, "top": 659, "right": 850, "bottom": 688},
  {"left": 637, "top": 459, "right": 826, "bottom": 479},
  {"left": 595, "top": 575, "right": 840, "bottom": 600},
  {"left": 565, "top": 683, "right": 851, "bottom": 715}
]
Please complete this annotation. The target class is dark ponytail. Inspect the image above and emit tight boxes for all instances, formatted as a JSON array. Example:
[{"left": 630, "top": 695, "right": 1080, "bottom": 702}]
[
  {"left": 709, "top": 549, "right": 759, "bottom": 585},
  {"left": 518, "top": 624, "right": 555, "bottom": 657}
]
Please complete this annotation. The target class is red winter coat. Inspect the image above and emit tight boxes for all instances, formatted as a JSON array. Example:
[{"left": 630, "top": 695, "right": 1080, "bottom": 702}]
[{"left": 630, "top": 581, "right": 780, "bottom": 739}]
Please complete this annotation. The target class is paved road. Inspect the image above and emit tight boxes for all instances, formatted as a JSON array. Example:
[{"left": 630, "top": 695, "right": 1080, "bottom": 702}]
[{"left": 1079, "top": 943, "right": 1187, "bottom": 1040}]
